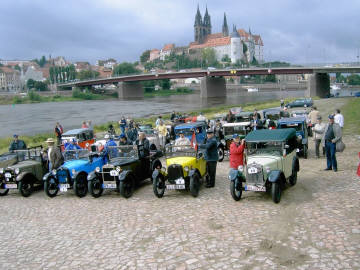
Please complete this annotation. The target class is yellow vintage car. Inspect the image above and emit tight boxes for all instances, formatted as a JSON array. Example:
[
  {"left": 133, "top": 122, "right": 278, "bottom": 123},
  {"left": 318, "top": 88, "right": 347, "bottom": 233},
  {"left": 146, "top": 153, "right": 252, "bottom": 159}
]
[{"left": 152, "top": 144, "right": 207, "bottom": 197}]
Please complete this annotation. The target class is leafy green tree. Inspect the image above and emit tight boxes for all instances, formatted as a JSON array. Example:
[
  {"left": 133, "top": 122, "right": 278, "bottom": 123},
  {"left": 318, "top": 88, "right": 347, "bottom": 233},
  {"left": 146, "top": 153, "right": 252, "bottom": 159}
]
[
  {"left": 14, "top": 65, "right": 21, "bottom": 71},
  {"left": 264, "top": 74, "right": 276, "bottom": 82},
  {"left": 347, "top": 74, "right": 360, "bottom": 85},
  {"left": 201, "top": 48, "right": 217, "bottom": 67},
  {"left": 27, "top": 79, "right": 35, "bottom": 89},
  {"left": 160, "top": 79, "right": 171, "bottom": 90},
  {"left": 142, "top": 80, "right": 156, "bottom": 92},
  {"left": 113, "top": 62, "right": 140, "bottom": 76},
  {"left": 140, "top": 50, "right": 150, "bottom": 63},
  {"left": 221, "top": 54, "right": 231, "bottom": 63},
  {"left": 76, "top": 70, "right": 100, "bottom": 80},
  {"left": 34, "top": 81, "right": 48, "bottom": 91}
]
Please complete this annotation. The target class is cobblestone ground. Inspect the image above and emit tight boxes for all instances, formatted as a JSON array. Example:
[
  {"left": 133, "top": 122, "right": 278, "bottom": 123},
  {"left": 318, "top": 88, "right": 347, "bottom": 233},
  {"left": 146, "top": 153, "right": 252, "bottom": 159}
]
[{"left": 0, "top": 134, "right": 359, "bottom": 270}]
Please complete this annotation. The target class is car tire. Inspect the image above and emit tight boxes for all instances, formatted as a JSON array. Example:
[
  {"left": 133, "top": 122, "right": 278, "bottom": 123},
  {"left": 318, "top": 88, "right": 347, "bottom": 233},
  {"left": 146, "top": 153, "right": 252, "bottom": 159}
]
[
  {"left": 289, "top": 169, "right": 297, "bottom": 186},
  {"left": 44, "top": 178, "right": 59, "bottom": 198},
  {"left": 218, "top": 146, "right": 224, "bottom": 162},
  {"left": 153, "top": 174, "right": 165, "bottom": 198},
  {"left": 19, "top": 179, "right": 33, "bottom": 197},
  {"left": 230, "top": 180, "right": 242, "bottom": 201},
  {"left": 190, "top": 173, "right": 200, "bottom": 197},
  {"left": 119, "top": 174, "right": 135, "bottom": 198},
  {"left": 0, "top": 183, "right": 9, "bottom": 196},
  {"left": 88, "top": 179, "right": 103, "bottom": 198},
  {"left": 74, "top": 173, "right": 88, "bottom": 198},
  {"left": 303, "top": 145, "right": 308, "bottom": 159},
  {"left": 271, "top": 182, "right": 281, "bottom": 203}
]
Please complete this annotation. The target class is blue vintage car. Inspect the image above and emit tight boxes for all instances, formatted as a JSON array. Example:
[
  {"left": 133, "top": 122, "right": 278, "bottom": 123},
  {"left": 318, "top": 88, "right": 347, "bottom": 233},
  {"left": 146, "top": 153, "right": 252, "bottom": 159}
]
[
  {"left": 43, "top": 149, "right": 106, "bottom": 198},
  {"left": 174, "top": 122, "right": 207, "bottom": 144},
  {"left": 277, "top": 117, "right": 308, "bottom": 158}
]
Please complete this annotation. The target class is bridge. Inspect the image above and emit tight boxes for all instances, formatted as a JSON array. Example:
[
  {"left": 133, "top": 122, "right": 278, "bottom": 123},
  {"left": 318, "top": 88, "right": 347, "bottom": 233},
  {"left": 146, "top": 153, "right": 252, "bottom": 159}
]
[{"left": 58, "top": 66, "right": 360, "bottom": 99}]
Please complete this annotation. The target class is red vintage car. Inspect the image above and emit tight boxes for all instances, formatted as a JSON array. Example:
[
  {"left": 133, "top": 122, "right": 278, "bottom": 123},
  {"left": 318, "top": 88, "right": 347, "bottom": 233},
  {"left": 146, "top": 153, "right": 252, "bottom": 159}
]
[{"left": 61, "top": 128, "right": 95, "bottom": 151}]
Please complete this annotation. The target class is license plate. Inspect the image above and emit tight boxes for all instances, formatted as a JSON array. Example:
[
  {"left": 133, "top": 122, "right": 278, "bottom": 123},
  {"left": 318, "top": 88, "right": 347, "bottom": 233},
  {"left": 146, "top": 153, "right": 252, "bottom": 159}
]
[
  {"left": 245, "top": 185, "right": 266, "bottom": 192},
  {"left": 166, "top": 184, "right": 185, "bottom": 190},
  {"left": 59, "top": 184, "right": 70, "bottom": 192},
  {"left": 175, "top": 178, "right": 185, "bottom": 185},
  {"left": 248, "top": 167, "right": 258, "bottom": 174},
  {"left": 109, "top": 170, "right": 119, "bottom": 177},
  {"left": 5, "top": 184, "right": 17, "bottom": 189},
  {"left": 5, "top": 173, "right": 12, "bottom": 178},
  {"left": 103, "top": 183, "right": 117, "bottom": 189}
]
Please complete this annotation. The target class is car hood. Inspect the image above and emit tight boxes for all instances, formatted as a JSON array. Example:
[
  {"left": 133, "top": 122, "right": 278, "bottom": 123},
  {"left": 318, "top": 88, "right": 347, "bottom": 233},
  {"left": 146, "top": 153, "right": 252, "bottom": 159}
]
[
  {"left": 166, "top": 156, "right": 196, "bottom": 167},
  {"left": 247, "top": 155, "right": 281, "bottom": 167},
  {"left": 62, "top": 159, "right": 89, "bottom": 170}
]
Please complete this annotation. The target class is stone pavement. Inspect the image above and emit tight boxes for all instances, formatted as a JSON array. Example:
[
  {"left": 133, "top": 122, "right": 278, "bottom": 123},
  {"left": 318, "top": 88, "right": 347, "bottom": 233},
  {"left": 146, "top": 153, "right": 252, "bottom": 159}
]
[{"left": 0, "top": 135, "right": 359, "bottom": 270}]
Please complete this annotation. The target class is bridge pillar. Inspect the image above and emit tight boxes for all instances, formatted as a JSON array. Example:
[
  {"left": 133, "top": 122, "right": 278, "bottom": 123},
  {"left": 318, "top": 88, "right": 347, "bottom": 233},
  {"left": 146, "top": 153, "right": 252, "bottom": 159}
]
[
  {"left": 200, "top": 76, "right": 226, "bottom": 98},
  {"left": 306, "top": 73, "right": 330, "bottom": 98},
  {"left": 116, "top": 81, "right": 143, "bottom": 99}
]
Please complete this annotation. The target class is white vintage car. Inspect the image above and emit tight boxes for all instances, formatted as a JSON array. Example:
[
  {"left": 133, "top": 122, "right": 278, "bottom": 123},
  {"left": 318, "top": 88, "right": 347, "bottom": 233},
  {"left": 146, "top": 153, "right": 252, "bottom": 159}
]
[{"left": 229, "top": 128, "right": 300, "bottom": 203}]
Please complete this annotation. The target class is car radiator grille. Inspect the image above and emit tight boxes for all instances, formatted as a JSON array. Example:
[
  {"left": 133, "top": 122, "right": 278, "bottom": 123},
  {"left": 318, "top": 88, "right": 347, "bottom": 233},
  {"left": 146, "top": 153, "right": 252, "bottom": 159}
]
[
  {"left": 57, "top": 169, "right": 69, "bottom": 183},
  {"left": 246, "top": 164, "right": 264, "bottom": 185},
  {"left": 102, "top": 167, "right": 117, "bottom": 182},
  {"left": 167, "top": 164, "right": 183, "bottom": 181},
  {"left": 4, "top": 170, "right": 15, "bottom": 183}
]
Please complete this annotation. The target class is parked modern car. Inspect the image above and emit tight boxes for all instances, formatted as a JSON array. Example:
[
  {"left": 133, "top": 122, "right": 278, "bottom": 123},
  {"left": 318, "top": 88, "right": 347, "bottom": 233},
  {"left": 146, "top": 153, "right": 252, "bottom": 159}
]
[
  {"left": 277, "top": 117, "right": 308, "bottom": 158},
  {"left": 229, "top": 129, "right": 299, "bottom": 203},
  {"left": 43, "top": 149, "right": 106, "bottom": 198},
  {"left": 87, "top": 145, "right": 162, "bottom": 198},
  {"left": 152, "top": 144, "right": 207, "bottom": 198},
  {"left": 61, "top": 128, "right": 95, "bottom": 150},
  {"left": 0, "top": 146, "right": 47, "bottom": 197},
  {"left": 285, "top": 98, "right": 313, "bottom": 108}
]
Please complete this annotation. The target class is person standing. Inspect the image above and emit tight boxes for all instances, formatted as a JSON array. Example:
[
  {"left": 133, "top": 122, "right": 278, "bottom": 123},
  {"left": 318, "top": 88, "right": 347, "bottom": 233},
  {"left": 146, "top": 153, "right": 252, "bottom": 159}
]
[
  {"left": 214, "top": 120, "right": 224, "bottom": 140},
  {"left": 334, "top": 109, "right": 344, "bottom": 129},
  {"left": 156, "top": 120, "right": 168, "bottom": 149},
  {"left": 198, "top": 130, "right": 219, "bottom": 188},
  {"left": 229, "top": 135, "right": 245, "bottom": 169},
  {"left": 225, "top": 110, "right": 235, "bottom": 123},
  {"left": 155, "top": 115, "right": 162, "bottom": 127},
  {"left": 170, "top": 111, "right": 176, "bottom": 121},
  {"left": 9, "top": 134, "right": 27, "bottom": 152},
  {"left": 119, "top": 116, "right": 127, "bottom": 135},
  {"left": 313, "top": 116, "right": 326, "bottom": 158},
  {"left": 308, "top": 106, "right": 320, "bottom": 125},
  {"left": 54, "top": 122, "right": 63, "bottom": 146},
  {"left": 81, "top": 121, "right": 89, "bottom": 129},
  {"left": 136, "top": 132, "right": 150, "bottom": 159},
  {"left": 250, "top": 114, "right": 263, "bottom": 131},
  {"left": 321, "top": 115, "right": 342, "bottom": 172},
  {"left": 46, "top": 138, "right": 63, "bottom": 170},
  {"left": 65, "top": 138, "right": 81, "bottom": 151}
]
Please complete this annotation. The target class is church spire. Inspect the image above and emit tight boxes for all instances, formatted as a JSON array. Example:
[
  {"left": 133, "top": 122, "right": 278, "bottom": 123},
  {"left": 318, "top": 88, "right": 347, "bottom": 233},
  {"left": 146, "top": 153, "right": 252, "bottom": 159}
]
[
  {"left": 222, "top": 12, "right": 229, "bottom": 36},
  {"left": 194, "top": 4, "right": 202, "bottom": 26}
]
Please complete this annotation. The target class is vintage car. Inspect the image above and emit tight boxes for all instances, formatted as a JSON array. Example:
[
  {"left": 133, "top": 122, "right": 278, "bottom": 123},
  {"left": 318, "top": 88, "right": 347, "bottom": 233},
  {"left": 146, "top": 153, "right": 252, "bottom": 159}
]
[
  {"left": 262, "top": 108, "right": 290, "bottom": 128},
  {"left": 290, "top": 109, "right": 312, "bottom": 136},
  {"left": 0, "top": 146, "right": 47, "bottom": 197},
  {"left": 220, "top": 122, "right": 251, "bottom": 157},
  {"left": 285, "top": 98, "right": 313, "bottom": 108},
  {"left": 138, "top": 126, "right": 161, "bottom": 151},
  {"left": 152, "top": 144, "right": 207, "bottom": 198},
  {"left": 87, "top": 145, "right": 162, "bottom": 198},
  {"left": 277, "top": 117, "right": 308, "bottom": 158},
  {"left": 61, "top": 128, "right": 95, "bottom": 150},
  {"left": 229, "top": 129, "right": 299, "bottom": 203},
  {"left": 43, "top": 149, "right": 106, "bottom": 198},
  {"left": 234, "top": 111, "right": 254, "bottom": 123}
]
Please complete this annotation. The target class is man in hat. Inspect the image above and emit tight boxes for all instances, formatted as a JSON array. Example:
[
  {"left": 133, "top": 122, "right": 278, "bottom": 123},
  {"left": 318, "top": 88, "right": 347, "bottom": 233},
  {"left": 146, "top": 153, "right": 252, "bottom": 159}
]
[
  {"left": 104, "top": 134, "right": 117, "bottom": 161},
  {"left": 46, "top": 138, "right": 63, "bottom": 170},
  {"left": 119, "top": 134, "right": 130, "bottom": 145},
  {"left": 321, "top": 114, "right": 342, "bottom": 172},
  {"left": 175, "top": 131, "right": 191, "bottom": 146},
  {"left": 9, "top": 134, "right": 27, "bottom": 152},
  {"left": 229, "top": 134, "right": 245, "bottom": 169},
  {"left": 312, "top": 116, "right": 326, "bottom": 158},
  {"left": 198, "top": 129, "right": 219, "bottom": 187}
]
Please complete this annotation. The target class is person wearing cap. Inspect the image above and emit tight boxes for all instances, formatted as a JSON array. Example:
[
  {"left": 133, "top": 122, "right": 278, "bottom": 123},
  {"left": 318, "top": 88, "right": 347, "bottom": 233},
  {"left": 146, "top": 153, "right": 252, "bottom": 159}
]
[
  {"left": 175, "top": 131, "right": 191, "bottom": 147},
  {"left": 9, "top": 134, "right": 27, "bottom": 152},
  {"left": 229, "top": 134, "right": 245, "bottom": 169},
  {"left": 313, "top": 116, "right": 326, "bottom": 158},
  {"left": 321, "top": 114, "right": 342, "bottom": 172},
  {"left": 119, "top": 134, "right": 130, "bottom": 145},
  {"left": 104, "top": 134, "right": 117, "bottom": 161},
  {"left": 46, "top": 138, "right": 63, "bottom": 170},
  {"left": 65, "top": 138, "right": 81, "bottom": 151},
  {"left": 119, "top": 116, "right": 127, "bottom": 135},
  {"left": 214, "top": 119, "right": 224, "bottom": 140},
  {"left": 250, "top": 114, "right": 263, "bottom": 131},
  {"left": 198, "top": 129, "right": 219, "bottom": 188}
]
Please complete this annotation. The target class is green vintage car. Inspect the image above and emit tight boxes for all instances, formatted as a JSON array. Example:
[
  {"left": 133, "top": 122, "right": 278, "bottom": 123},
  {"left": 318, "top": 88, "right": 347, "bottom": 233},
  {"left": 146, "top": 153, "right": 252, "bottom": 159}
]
[
  {"left": 0, "top": 146, "right": 47, "bottom": 197},
  {"left": 229, "top": 129, "right": 299, "bottom": 203}
]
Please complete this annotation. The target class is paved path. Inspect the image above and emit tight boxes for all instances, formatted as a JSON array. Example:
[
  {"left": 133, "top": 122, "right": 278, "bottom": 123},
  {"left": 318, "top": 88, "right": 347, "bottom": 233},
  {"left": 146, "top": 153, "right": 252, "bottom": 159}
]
[{"left": 0, "top": 133, "right": 359, "bottom": 269}]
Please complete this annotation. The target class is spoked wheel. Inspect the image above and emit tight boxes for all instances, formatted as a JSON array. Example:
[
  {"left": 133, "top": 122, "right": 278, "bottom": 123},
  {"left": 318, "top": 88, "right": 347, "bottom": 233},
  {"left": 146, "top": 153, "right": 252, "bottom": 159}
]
[
  {"left": 74, "top": 174, "right": 88, "bottom": 198},
  {"left": 190, "top": 173, "right": 200, "bottom": 197},
  {"left": 289, "top": 169, "right": 297, "bottom": 186},
  {"left": 153, "top": 174, "right": 165, "bottom": 198},
  {"left": 44, "top": 178, "right": 59, "bottom": 198},
  {"left": 19, "top": 180, "right": 33, "bottom": 197},
  {"left": 88, "top": 179, "right": 104, "bottom": 198},
  {"left": 230, "top": 179, "right": 242, "bottom": 201},
  {"left": 271, "top": 182, "right": 281, "bottom": 203},
  {"left": 119, "top": 174, "right": 135, "bottom": 198},
  {"left": 0, "top": 183, "right": 9, "bottom": 196}
]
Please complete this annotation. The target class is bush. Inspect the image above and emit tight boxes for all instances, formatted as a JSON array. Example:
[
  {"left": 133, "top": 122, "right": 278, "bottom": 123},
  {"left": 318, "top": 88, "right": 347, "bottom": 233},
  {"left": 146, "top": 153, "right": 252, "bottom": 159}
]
[
  {"left": 12, "top": 96, "right": 23, "bottom": 104},
  {"left": 72, "top": 89, "right": 99, "bottom": 100},
  {"left": 28, "top": 90, "right": 42, "bottom": 102}
]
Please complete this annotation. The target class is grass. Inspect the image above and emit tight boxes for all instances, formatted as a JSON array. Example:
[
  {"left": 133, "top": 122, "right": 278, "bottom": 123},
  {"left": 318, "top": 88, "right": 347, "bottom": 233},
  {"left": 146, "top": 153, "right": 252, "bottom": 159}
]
[{"left": 342, "top": 97, "right": 360, "bottom": 135}]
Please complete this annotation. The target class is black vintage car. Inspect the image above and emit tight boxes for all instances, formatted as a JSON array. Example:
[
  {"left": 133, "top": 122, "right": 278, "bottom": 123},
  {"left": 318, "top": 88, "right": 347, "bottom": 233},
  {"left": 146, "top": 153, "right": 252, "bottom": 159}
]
[
  {"left": 87, "top": 145, "right": 162, "bottom": 198},
  {"left": 0, "top": 146, "right": 47, "bottom": 197}
]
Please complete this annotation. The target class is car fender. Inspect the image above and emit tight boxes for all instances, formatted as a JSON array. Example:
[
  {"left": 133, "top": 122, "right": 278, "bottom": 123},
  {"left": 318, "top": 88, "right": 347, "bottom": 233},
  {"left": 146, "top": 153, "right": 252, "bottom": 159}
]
[
  {"left": 267, "top": 170, "right": 283, "bottom": 183},
  {"left": 293, "top": 157, "right": 300, "bottom": 172},
  {"left": 151, "top": 159, "right": 162, "bottom": 171},
  {"left": 118, "top": 170, "right": 132, "bottom": 182},
  {"left": 188, "top": 168, "right": 200, "bottom": 178},
  {"left": 228, "top": 169, "right": 238, "bottom": 181},
  {"left": 16, "top": 172, "right": 36, "bottom": 182},
  {"left": 72, "top": 171, "right": 87, "bottom": 181},
  {"left": 87, "top": 171, "right": 98, "bottom": 181},
  {"left": 43, "top": 172, "right": 52, "bottom": 182}
]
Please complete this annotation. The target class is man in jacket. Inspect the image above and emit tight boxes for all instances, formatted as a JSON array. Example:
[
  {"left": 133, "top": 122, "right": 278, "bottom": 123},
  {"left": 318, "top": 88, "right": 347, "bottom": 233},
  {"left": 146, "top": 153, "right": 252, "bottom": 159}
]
[
  {"left": 54, "top": 122, "right": 63, "bottom": 146},
  {"left": 46, "top": 138, "right": 63, "bottom": 170},
  {"left": 308, "top": 106, "right": 320, "bottom": 126},
  {"left": 312, "top": 116, "right": 326, "bottom": 158},
  {"left": 250, "top": 114, "right": 263, "bottom": 131},
  {"left": 136, "top": 132, "right": 150, "bottom": 159},
  {"left": 9, "top": 134, "right": 27, "bottom": 152},
  {"left": 199, "top": 130, "right": 219, "bottom": 188},
  {"left": 229, "top": 134, "right": 245, "bottom": 169},
  {"left": 321, "top": 114, "right": 342, "bottom": 172}
]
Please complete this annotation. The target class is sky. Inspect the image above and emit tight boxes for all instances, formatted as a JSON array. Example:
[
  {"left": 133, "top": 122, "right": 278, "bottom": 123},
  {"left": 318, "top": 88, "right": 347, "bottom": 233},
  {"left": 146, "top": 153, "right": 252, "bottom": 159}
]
[{"left": 1, "top": 0, "right": 359, "bottom": 65}]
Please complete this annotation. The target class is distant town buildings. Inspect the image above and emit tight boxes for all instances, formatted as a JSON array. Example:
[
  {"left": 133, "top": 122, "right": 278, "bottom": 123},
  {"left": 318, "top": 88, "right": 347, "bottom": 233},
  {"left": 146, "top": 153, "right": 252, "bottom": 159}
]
[
  {"left": 0, "top": 66, "right": 21, "bottom": 91},
  {"left": 96, "top": 58, "right": 117, "bottom": 70}
]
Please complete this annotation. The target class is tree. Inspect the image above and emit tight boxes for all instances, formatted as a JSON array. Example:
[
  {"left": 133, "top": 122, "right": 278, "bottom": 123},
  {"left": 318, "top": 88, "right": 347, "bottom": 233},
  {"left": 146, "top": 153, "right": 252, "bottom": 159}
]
[
  {"left": 160, "top": 79, "right": 171, "bottom": 90},
  {"left": 76, "top": 70, "right": 100, "bottom": 80},
  {"left": 264, "top": 74, "right": 276, "bottom": 82},
  {"left": 142, "top": 80, "right": 156, "bottom": 92},
  {"left": 201, "top": 48, "right": 217, "bottom": 67},
  {"left": 112, "top": 62, "right": 140, "bottom": 76},
  {"left": 221, "top": 54, "right": 231, "bottom": 63},
  {"left": 27, "top": 79, "right": 47, "bottom": 91},
  {"left": 140, "top": 50, "right": 150, "bottom": 63},
  {"left": 27, "top": 79, "right": 35, "bottom": 89},
  {"left": 347, "top": 74, "right": 360, "bottom": 85},
  {"left": 14, "top": 65, "right": 21, "bottom": 71}
]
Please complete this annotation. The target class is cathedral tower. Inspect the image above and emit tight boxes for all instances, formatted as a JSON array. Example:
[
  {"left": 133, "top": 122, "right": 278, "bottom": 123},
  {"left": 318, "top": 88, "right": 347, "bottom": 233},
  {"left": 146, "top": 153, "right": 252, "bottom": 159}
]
[
  {"left": 222, "top": 13, "right": 229, "bottom": 37},
  {"left": 194, "top": 5, "right": 211, "bottom": 44}
]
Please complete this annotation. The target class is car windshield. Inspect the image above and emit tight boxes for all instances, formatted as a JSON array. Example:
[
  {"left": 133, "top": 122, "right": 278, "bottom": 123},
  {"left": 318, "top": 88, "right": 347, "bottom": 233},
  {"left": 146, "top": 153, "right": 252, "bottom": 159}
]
[
  {"left": 165, "top": 144, "right": 197, "bottom": 158},
  {"left": 246, "top": 141, "right": 282, "bottom": 156},
  {"left": 63, "top": 149, "right": 90, "bottom": 161},
  {"left": 175, "top": 128, "right": 196, "bottom": 137},
  {"left": 264, "top": 112, "right": 280, "bottom": 120},
  {"left": 279, "top": 123, "right": 303, "bottom": 131},
  {"left": 235, "top": 116, "right": 251, "bottom": 122},
  {"left": 106, "top": 145, "right": 139, "bottom": 162},
  {"left": 14, "top": 146, "right": 42, "bottom": 161},
  {"left": 223, "top": 126, "right": 247, "bottom": 137},
  {"left": 141, "top": 128, "right": 156, "bottom": 135}
]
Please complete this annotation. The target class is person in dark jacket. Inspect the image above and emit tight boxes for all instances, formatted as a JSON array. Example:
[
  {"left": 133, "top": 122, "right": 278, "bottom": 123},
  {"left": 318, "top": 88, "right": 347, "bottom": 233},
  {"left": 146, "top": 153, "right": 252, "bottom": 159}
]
[
  {"left": 119, "top": 116, "right": 127, "bottom": 135},
  {"left": 214, "top": 120, "right": 224, "bottom": 140},
  {"left": 136, "top": 132, "right": 150, "bottom": 158},
  {"left": 119, "top": 134, "right": 131, "bottom": 145},
  {"left": 250, "top": 114, "right": 263, "bottom": 131},
  {"left": 199, "top": 130, "right": 219, "bottom": 188},
  {"left": 46, "top": 138, "right": 63, "bottom": 170},
  {"left": 54, "top": 122, "right": 63, "bottom": 146},
  {"left": 9, "top": 134, "right": 27, "bottom": 152},
  {"left": 107, "top": 124, "right": 116, "bottom": 135}
]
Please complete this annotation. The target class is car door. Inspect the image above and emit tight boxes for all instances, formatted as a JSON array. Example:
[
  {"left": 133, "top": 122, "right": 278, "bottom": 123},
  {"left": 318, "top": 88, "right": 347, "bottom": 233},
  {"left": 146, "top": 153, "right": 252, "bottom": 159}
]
[{"left": 283, "top": 139, "right": 295, "bottom": 178}]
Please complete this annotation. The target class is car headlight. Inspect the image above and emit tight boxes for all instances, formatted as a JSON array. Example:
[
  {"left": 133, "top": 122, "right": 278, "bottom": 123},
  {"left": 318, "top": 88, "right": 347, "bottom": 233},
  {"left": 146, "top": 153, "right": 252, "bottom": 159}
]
[
  {"left": 72, "top": 169, "right": 76, "bottom": 174},
  {"left": 266, "top": 167, "right": 271, "bottom": 173},
  {"left": 15, "top": 168, "right": 20, "bottom": 175},
  {"left": 184, "top": 166, "right": 189, "bottom": 172},
  {"left": 116, "top": 166, "right": 121, "bottom": 172},
  {"left": 237, "top": 165, "right": 244, "bottom": 172},
  {"left": 51, "top": 169, "right": 57, "bottom": 175},
  {"left": 95, "top": 167, "right": 100, "bottom": 173},
  {"left": 0, "top": 168, "right": 3, "bottom": 174}
]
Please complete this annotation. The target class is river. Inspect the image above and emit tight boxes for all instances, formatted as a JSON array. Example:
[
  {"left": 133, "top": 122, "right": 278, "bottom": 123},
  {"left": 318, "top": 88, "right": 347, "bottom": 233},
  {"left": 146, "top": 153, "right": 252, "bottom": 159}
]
[{"left": 0, "top": 90, "right": 306, "bottom": 138}]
